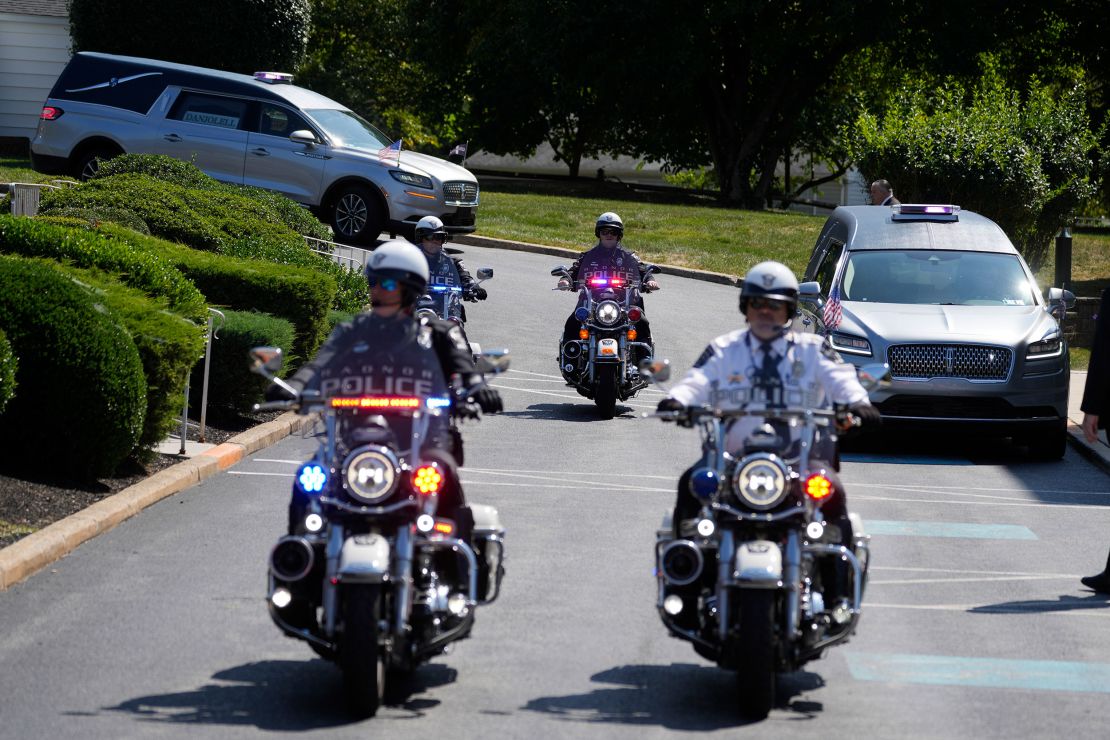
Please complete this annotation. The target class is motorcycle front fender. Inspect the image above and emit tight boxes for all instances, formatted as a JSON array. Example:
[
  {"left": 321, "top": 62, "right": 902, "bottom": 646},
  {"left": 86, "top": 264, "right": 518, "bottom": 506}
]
[
  {"left": 338, "top": 533, "right": 391, "bottom": 583},
  {"left": 732, "top": 539, "right": 783, "bottom": 588}
]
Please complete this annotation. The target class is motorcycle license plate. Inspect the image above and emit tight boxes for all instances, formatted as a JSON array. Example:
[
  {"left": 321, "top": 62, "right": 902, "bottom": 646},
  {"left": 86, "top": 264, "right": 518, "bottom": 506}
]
[{"left": 597, "top": 338, "right": 619, "bottom": 357}]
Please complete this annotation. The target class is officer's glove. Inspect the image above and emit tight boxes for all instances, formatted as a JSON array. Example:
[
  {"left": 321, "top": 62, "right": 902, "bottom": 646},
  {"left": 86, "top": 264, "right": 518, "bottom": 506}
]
[
  {"left": 469, "top": 386, "right": 503, "bottom": 414},
  {"left": 849, "top": 402, "right": 882, "bottom": 425},
  {"left": 469, "top": 286, "right": 488, "bottom": 301},
  {"left": 557, "top": 279, "right": 571, "bottom": 291},
  {"left": 264, "top": 382, "right": 295, "bottom": 402},
  {"left": 644, "top": 280, "right": 660, "bottom": 292},
  {"left": 656, "top": 398, "right": 691, "bottom": 426}
]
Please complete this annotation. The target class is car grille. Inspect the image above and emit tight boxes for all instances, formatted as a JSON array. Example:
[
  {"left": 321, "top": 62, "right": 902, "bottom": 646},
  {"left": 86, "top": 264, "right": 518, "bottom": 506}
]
[
  {"left": 443, "top": 181, "right": 479, "bottom": 205},
  {"left": 888, "top": 344, "right": 1012, "bottom": 381}
]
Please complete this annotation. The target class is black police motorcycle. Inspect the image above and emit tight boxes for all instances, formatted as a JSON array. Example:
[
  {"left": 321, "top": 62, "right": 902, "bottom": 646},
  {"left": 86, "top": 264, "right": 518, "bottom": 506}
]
[
  {"left": 250, "top": 346, "right": 509, "bottom": 717},
  {"left": 415, "top": 254, "right": 493, "bottom": 360},
  {"left": 552, "top": 263, "right": 659, "bottom": 418},
  {"left": 643, "top": 359, "right": 888, "bottom": 719}
]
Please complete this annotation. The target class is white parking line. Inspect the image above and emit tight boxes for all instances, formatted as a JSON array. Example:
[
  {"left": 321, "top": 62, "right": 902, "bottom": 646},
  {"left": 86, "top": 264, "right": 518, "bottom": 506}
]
[
  {"left": 855, "top": 494, "right": 1110, "bottom": 511},
  {"left": 864, "top": 603, "right": 1110, "bottom": 619},
  {"left": 871, "top": 575, "right": 1077, "bottom": 586},
  {"left": 854, "top": 482, "right": 1110, "bottom": 497}
]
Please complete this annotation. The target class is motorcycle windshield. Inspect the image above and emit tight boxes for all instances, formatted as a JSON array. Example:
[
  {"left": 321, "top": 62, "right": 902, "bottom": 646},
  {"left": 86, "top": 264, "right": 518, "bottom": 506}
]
[{"left": 418, "top": 286, "right": 464, "bottom": 322}]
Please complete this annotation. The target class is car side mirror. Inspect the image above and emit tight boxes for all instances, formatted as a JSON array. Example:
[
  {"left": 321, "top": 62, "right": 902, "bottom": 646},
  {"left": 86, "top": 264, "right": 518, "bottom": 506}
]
[
  {"left": 289, "top": 129, "right": 317, "bottom": 146},
  {"left": 477, "top": 267, "right": 494, "bottom": 281},
  {"left": 1046, "top": 287, "right": 1075, "bottom": 320}
]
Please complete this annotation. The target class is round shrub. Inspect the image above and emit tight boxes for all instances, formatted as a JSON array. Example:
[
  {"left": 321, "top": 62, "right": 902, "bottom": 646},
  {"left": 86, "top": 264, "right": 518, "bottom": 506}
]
[
  {"left": 0, "top": 256, "right": 146, "bottom": 479},
  {"left": 0, "top": 328, "right": 16, "bottom": 414}
]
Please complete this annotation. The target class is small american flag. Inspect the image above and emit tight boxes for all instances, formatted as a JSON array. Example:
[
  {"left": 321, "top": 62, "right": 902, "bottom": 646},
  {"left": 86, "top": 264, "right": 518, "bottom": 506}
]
[
  {"left": 822, "top": 285, "right": 843, "bottom": 331},
  {"left": 377, "top": 138, "right": 402, "bottom": 163},
  {"left": 449, "top": 142, "right": 468, "bottom": 159}
]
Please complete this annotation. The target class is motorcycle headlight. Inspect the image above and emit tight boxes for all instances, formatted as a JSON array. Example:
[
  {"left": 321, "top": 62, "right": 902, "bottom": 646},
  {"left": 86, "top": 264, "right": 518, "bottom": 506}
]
[
  {"left": 343, "top": 445, "right": 401, "bottom": 504},
  {"left": 596, "top": 300, "right": 621, "bottom": 327},
  {"left": 732, "top": 453, "right": 789, "bottom": 511}
]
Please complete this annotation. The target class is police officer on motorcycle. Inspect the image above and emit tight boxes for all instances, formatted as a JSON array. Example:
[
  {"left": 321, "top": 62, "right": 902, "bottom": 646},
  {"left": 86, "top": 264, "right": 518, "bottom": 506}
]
[
  {"left": 265, "top": 239, "right": 502, "bottom": 539},
  {"left": 557, "top": 211, "right": 659, "bottom": 357},
  {"left": 656, "top": 261, "right": 880, "bottom": 595},
  {"left": 414, "top": 215, "right": 487, "bottom": 305}
]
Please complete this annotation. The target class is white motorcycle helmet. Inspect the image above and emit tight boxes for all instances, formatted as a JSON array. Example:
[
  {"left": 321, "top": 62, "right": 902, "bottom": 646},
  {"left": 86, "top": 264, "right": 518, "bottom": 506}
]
[
  {"left": 738, "top": 261, "right": 800, "bottom": 328},
  {"left": 594, "top": 211, "right": 624, "bottom": 239},
  {"left": 365, "top": 239, "right": 430, "bottom": 307},
  {"left": 414, "top": 215, "right": 449, "bottom": 242}
]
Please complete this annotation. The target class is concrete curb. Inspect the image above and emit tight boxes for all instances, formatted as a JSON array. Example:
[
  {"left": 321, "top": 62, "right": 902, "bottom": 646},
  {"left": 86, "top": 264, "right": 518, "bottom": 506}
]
[
  {"left": 0, "top": 411, "right": 316, "bottom": 591},
  {"left": 1066, "top": 422, "right": 1110, "bottom": 475}
]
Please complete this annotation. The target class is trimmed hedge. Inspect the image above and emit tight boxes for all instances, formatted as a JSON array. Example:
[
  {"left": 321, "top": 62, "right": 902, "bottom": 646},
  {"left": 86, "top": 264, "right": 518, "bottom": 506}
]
[
  {"left": 43, "top": 206, "right": 151, "bottom": 235},
  {"left": 0, "top": 328, "right": 15, "bottom": 414},
  {"left": 0, "top": 255, "right": 146, "bottom": 479},
  {"left": 191, "top": 309, "right": 295, "bottom": 417},
  {"left": 95, "top": 155, "right": 330, "bottom": 240},
  {"left": 0, "top": 214, "right": 207, "bottom": 323},
  {"left": 64, "top": 265, "right": 206, "bottom": 457},
  {"left": 90, "top": 222, "right": 336, "bottom": 360}
]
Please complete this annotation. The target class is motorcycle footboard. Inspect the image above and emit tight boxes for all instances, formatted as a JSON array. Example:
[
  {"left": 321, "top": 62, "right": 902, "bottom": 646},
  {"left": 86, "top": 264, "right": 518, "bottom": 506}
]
[
  {"left": 802, "top": 544, "right": 865, "bottom": 653},
  {"left": 267, "top": 575, "right": 336, "bottom": 653}
]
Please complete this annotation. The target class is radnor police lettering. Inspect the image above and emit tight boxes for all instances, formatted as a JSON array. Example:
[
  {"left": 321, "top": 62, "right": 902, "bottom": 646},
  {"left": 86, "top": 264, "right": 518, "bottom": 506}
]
[
  {"left": 427, "top": 252, "right": 462, "bottom": 288},
  {"left": 573, "top": 245, "right": 642, "bottom": 287},
  {"left": 668, "top": 328, "right": 868, "bottom": 452}
]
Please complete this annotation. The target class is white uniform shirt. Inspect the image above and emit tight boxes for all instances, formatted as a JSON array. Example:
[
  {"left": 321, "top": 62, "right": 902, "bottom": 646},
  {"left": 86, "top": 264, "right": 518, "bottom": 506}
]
[{"left": 668, "top": 328, "right": 869, "bottom": 453}]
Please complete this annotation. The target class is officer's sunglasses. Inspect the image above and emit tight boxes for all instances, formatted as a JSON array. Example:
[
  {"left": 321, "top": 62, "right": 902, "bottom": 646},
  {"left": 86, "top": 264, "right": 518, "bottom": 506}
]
[
  {"left": 748, "top": 297, "right": 787, "bottom": 311},
  {"left": 598, "top": 228, "right": 620, "bottom": 237},
  {"left": 424, "top": 233, "right": 447, "bottom": 242},
  {"left": 367, "top": 276, "right": 399, "bottom": 291}
]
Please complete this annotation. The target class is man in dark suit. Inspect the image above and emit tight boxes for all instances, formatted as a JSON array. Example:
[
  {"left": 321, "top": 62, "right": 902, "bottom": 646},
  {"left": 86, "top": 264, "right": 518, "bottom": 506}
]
[
  {"left": 1081, "top": 287, "right": 1110, "bottom": 594},
  {"left": 870, "top": 179, "right": 901, "bottom": 206}
]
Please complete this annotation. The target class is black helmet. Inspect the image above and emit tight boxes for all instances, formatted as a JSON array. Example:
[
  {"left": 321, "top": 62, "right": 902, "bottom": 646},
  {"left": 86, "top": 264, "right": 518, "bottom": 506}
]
[
  {"left": 738, "top": 261, "right": 799, "bottom": 327},
  {"left": 365, "top": 239, "right": 429, "bottom": 307},
  {"left": 594, "top": 211, "right": 624, "bottom": 239}
]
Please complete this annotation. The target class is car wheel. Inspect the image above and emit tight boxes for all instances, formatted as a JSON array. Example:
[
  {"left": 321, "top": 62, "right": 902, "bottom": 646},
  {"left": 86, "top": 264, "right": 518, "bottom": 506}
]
[
  {"left": 331, "top": 184, "right": 384, "bottom": 245},
  {"left": 74, "top": 146, "right": 120, "bottom": 180}
]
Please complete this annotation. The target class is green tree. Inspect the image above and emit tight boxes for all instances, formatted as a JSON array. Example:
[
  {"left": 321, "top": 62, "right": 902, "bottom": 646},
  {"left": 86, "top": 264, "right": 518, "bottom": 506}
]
[
  {"left": 68, "top": 0, "right": 310, "bottom": 74},
  {"left": 852, "top": 67, "right": 1098, "bottom": 269}
]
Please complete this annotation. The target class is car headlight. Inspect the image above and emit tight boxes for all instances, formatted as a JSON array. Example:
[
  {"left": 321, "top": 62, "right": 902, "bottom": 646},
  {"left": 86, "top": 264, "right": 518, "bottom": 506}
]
[
  {"left": 389, "top": 170, "right": 433, "bottom": 189},
  {"left": 596, "top": 300, "right": 621, "bottom": 326},
  {"left": 343, "top": 446, "right": 400, "bottom": 504},
  {"left": 732, "top": 453, "right": 789, "bottom": 511},
  {"left": 830, "top": 332, "right": 872, "bottom": 356},
  {"left": 1026, "top": 335, "right": 1063, "bottom": 360}
]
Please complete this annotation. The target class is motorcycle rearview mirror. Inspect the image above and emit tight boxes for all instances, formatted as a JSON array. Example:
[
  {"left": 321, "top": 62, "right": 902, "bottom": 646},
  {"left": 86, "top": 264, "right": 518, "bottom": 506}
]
[
  {"left": 856, "top": 362, "right": 891, "bottom": 392},
  {"left": 797, "top": 281, "right": 822, "bottom": 307},
  {"left": 551, "top": 266, "right": 570, "bottom": 277},
  {"left": 250, "top": 346, "right": 284, "bottom": 377},
  {"left": 476, "top": 267, "right": 494, "bottom": 280},
  {"left": 638, "top": 358, "right": 671, "bottom": 383},
  {"left": 476, "top": 348, "right": 511, "bottom": 376}
]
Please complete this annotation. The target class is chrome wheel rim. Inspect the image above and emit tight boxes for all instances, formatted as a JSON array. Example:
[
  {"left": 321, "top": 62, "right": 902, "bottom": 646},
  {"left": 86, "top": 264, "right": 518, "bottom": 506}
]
[{"left": 335, "top": 193, "right": 368, "bottom": 236}]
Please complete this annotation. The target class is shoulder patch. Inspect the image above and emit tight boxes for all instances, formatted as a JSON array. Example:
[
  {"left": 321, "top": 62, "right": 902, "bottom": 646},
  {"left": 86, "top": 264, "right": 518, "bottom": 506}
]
[
  {"left": 693, "top": 343, "right": 718, "bottom": 369},
  {"left": 446, "top": 324, "right": 469, "bottom": 352}
]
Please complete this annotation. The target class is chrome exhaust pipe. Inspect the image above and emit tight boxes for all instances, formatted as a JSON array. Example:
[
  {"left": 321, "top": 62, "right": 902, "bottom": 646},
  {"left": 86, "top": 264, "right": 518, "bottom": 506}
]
[
  {"left": 659, "top": 540, "right": 704, "bottom": 586},
  {"left": 269, "top": 536, "right": 315, "bottom": 581}
]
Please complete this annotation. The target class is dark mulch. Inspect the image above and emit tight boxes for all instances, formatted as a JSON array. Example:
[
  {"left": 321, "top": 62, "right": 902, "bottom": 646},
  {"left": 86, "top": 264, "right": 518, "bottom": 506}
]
[{"left": 0, "top": 409, "right": 282, "bottom": 549}]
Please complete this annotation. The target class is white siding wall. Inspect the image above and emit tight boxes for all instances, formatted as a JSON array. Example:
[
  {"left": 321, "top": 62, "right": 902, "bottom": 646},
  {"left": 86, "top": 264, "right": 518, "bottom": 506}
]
[{"left": 0, "top": 12, "right": 71, "bottom": 140}]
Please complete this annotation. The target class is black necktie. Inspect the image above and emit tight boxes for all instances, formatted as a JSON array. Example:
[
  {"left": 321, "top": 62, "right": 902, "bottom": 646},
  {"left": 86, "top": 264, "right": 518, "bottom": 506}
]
[{"left": 758, "top": 342, "right": 783, "bottom": 404}]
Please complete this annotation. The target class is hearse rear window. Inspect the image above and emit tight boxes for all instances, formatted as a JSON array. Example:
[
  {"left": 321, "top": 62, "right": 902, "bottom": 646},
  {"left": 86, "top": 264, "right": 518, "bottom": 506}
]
[{"left": 169, "top": 92, "right": 248, "bottom": 130}]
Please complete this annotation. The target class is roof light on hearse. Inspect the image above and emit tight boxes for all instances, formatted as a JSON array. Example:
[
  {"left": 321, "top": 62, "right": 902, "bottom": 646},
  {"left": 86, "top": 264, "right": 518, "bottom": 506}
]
[
  {"left": 891, "top": 204, "right": 960, "bottom": 222},
  {"left": 254, "top": 71, "right": 293, "bottom": 84}
]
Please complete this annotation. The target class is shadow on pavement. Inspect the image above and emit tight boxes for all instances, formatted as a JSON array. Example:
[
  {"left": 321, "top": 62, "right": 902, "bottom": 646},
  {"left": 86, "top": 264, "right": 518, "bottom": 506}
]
[
  {"left": 498, "top": 402, "right": 642, "bottom": 422},
  {"left": 522, "top": 662, "right": 825, "bottom": 729},
  {"left": 968, "top": 593, "right": 1110, "bottom": 615},
  {"left": 100, "top": 659, "right": 456, "bottom": 729}
]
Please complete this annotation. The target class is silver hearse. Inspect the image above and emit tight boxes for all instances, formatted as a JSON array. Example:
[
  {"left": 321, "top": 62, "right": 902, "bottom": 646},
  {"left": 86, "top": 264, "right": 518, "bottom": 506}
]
[
  {"left": 798, "top": 204, "right": 1073, "bottom": 459},
  {"left": 30, "top": 52, "right": 479, "bottom": 244}
]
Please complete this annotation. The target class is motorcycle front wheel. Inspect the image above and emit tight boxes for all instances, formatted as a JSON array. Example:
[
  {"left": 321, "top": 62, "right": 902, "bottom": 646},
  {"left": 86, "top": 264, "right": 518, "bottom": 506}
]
[
  {"left": 594, "top": 364, "right": 619, "bottom": 419},
  {"left": 340, "top": 584, "right": 385, "bottom": 717},
  {"left": 733, "top": 589, "right": 776, "bottom": 719}
]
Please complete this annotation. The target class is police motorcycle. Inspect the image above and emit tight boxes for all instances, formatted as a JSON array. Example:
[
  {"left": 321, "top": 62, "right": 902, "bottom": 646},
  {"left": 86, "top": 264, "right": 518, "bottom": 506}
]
[
  {"left": 642, "top": 359, "right": 889, "bottom": 719},
  {"left": 552, "top": 263, "right": 660, "bottom": 418},
  {"left": 415, "top": 256, "right": 493, "bottom": 360},
  {"left": 250, "top": 346, "right": 509, "bottom": 717}
]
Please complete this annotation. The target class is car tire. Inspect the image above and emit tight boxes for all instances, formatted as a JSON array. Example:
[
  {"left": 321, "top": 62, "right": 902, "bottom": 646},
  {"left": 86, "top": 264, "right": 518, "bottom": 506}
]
[
  {"left": 73, "top": 145, "right": 121, "bottom": 180},
  {"left": 331, "top": 184, "right": 385, "bottom": 246}
]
